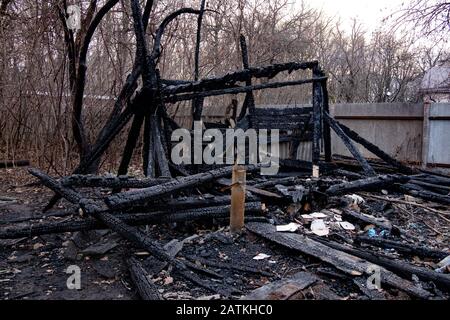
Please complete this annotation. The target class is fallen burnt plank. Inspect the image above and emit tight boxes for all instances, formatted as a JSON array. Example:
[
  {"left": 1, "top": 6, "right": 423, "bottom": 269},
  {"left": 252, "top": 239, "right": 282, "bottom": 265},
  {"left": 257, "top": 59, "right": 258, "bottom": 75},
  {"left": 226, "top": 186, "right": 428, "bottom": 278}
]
[
  {"left": 185, "top": 255, "right": 272, "bottom": 277},
  {"left": 323, "top": 113, "right": 375, "bottom": 176},
  {"left": 313, "top": 237, "right": 450, "bottom": 292},
  {"left": 342, "top": 209, "right": 393, "bottom": 230},
  {"left": 29, "top": 168, "right": 220, "bottom": 293},
  {"left": 335, "top": 120, "right": 414, "bottom": 175},
  {"left": 106, "top": 165, "right": 260, "bottom": 209},
  {"left": 0, "top": 160, "right": 30, "bottom": 169},
  {"left": 356, "top": 236, "right": 449, "bottom": 260},
  {"left": 0, "top": 202, "right": 263, "bottom": 239},
  {"left": 325, "top": 174, "right": 409, "bottom": 196},
  {"left": 413, "top": 173, "right": 450, "bottom": 187},
  {"left": 127, "top": 257, "right": 161, "bottom": 300},
  {"left": 241, "top": 271, "right": 319, "bottom": 300},
  {"left": 246, "top": 222, "right": 432, "bottom": 299},
  {"left": 399, "top": 184, "right": 450, "bottom": 206},
  {"left": 253, "top": 107, "right": 312, "bottom": 116},
  {"left": 410, "top": 179, "right": 450, "bottom": 194},
  {"left": 216, "top": 178, "right": 283, "bottom": 200},
  {"left": 61, "top": 174, "right": 171, "bottom": 189}
]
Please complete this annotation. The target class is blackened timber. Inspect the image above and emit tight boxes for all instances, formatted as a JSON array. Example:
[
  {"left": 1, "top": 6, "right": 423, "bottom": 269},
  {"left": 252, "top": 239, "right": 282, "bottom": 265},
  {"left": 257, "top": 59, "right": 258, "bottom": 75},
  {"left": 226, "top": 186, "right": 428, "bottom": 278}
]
[
  {"left": 143, "top": 114, "right": 156, "bottom": 177},
  {"left": 356, "top": 236, "right": 449, "bottom": 260},
  {"left": 313, "top": 237, "right": 450, "bottom": 292},
  {"left": 191, "top": 0, "right": 206, "bottom": 123},
  {"left": 128, "top": 257, "right": 161, "bottom": 300},
  {"left": 117, "top": 114, "right": 145, "bottom": 176},
  {"left": 342, "top": 209, "right": 393, "bottom": 230},
  {"left": 163, "top": 61, "right": 318, "bottom": 95},
  {"left": 409, "top": 179, "right": 450, "bottom": 195},
  {"left": 312, "top": 68, "right": 322, "bottom": 168},
  {"left": 61, "top": 175, "right": 170, "bottom": 189},
  {"left": 324, "top": 112, "right": 375, "bottom": 176},
  {"left": 335, "top": 120, "right": 414, "bottom": 174},
  {"left": 325, "top": 174, "right": 409, "bottom": 196},
  {"left": 321, "top": 76, "right": 332, "bottom": 162},
  {"left": 399, "top": 184, "right": 450, "bottom": 206},
  {"left": 164, "top": 77, "right": 327, "bottom": 103},
  {"left": 150, "top": 115, "right": 171, "bottom": 177},
  {"left": 106, "top": 165, "right": 260, "bottom": 209},
  {"left": 0, "top": 202, "right": 263, "bottom": 239},
  {"left": 29, "top": 168, "right": 220, "bottom": 293},
  {"left": 238, "top": 34, "right": 255, "bottom": 120}
]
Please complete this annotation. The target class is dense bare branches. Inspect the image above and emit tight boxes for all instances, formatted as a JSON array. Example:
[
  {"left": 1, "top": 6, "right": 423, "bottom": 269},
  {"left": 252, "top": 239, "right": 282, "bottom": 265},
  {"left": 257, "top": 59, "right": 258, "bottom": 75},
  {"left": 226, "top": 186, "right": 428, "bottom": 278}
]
[{"left": 0, "top": 0, "right": 447, "bottom": 172}]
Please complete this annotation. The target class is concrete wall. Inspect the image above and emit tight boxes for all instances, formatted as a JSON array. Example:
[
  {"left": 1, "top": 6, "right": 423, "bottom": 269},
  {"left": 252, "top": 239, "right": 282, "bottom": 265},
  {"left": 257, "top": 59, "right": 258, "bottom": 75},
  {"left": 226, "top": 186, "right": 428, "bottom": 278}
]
[{"left": 329, "top": 103, "right": 424, "bottom": 163}]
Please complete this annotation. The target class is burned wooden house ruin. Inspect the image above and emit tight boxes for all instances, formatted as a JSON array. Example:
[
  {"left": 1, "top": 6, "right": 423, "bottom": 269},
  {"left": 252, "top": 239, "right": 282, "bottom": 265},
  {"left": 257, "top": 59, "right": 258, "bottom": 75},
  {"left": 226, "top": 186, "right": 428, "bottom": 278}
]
[{"left": 1, "top": 0, "right": 449, "bottom": 301}]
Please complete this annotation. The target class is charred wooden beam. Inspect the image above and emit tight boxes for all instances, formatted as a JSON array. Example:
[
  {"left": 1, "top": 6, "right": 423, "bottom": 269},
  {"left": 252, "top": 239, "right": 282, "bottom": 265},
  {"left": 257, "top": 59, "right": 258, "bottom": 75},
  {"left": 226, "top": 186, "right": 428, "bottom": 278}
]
[
  {"left": 191, "top": 0, "right": 206, "bottom": 124},
  {"left": 151, "top": 115, "right": 171, "bottom": 177},
  {"left": 312, "top": 67, "right": 322, "bottom": 172},
  {"left": 333, "top": 120, "right": 414, "bottom": 174},
  {"left": 409, "top": 180, "right": 450, "bottom": 195},
  {"left": 162, "top": 61, "right": 319, "bottom": 95},
  {"left": 0, "top": 202, "right": 263, "bottom": 239},
  {"left": 313, "top": 237, "right": 450, "bottom": 292},
  {"left": 164, "top": 77, "right": 327, "bottom": 104},
  {"left": 185, "top": 255, "right": 272, "bottom": 277},
  {"left": 142, "top": 114, "right": 156, "bottom": 177},
  {"left": 399, "top": 184, "right": 450, "bottom": 206},
  {"left": 325, "top": 174, "right": 409, "bottom": 196},
  {"left": 106, "top": 164, "right": 261, "bottom": 209},
  {"left": 117, "top": 114, "right": 145, "bottom": 177},
  {"left": 238, "top": 34, "right": 256, "bottom": 121},
  {"left": 127, "top": 257, "right": 161, "bottom": 300},
  {"left": 323, "top": 112, "right": 375, "bottom": 176},
  {"left": 356, "top": 236, "right": 449, "bottom": 260},
  {"left": 61, "top": 175, "right": 170, "bottom": 189},
  {"left": 342, "top": 209, "right": 393, "bottom": 230},
  {"left": 320, "top": 74, "right": 332, "bottom": 163},
  {"left": 29, "top": 168, "right": 220, "bottom": 293}
]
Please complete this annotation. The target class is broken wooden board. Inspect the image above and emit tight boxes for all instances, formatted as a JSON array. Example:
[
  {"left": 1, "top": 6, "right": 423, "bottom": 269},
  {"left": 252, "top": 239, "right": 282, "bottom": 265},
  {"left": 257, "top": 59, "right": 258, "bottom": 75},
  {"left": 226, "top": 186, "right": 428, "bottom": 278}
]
[
  {"left": 246, "top": 222, "right": 432, "bottom": 299},
  {"left": 241, "top": 271, "right": 319, "bottom": 300}
]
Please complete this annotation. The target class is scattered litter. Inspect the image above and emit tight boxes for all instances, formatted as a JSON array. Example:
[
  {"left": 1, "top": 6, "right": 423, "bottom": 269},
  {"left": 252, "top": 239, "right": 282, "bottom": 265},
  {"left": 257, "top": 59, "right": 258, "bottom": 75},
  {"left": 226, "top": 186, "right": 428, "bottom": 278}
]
[
  {"left": 276, "top": 223, "right": 301, "bottom": 232},
  {"left": 339, "top": 221, "right": 356, "bottom": 231},
  {"left": 253, "top": 253, "right": 271, "bottom": 260},
  {"left": 344, "top": 194, "right": 365, "bottom": 205},
  {"left": 310, "top": 219, "right": 329, "bottom": 236}
]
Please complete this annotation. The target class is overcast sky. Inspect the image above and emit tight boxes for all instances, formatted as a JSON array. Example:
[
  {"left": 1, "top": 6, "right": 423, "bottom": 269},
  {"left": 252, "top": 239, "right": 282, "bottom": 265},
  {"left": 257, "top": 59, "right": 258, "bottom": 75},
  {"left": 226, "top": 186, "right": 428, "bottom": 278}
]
[{"left": 303, "top": 0, "right": 406, "bottom": 32}]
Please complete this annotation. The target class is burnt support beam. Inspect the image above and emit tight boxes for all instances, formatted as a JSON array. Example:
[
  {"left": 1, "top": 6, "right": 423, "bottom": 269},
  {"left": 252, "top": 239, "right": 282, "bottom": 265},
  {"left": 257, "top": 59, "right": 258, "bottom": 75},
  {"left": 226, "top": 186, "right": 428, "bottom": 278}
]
[
  {"left": 106, "top": 165, "right": 260, "bottom": 210},
  {"left": 325, "top": 174, "right": 409, "bottom": 196},
  {"left": 335, "top": 119, "right": 414, "bottom": 174},
  {"left": 323, "top": 112, "right": 375, "bottom": 176},
  {"left": 238, "top": 34, "right": 256, "bottom": 121}
]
